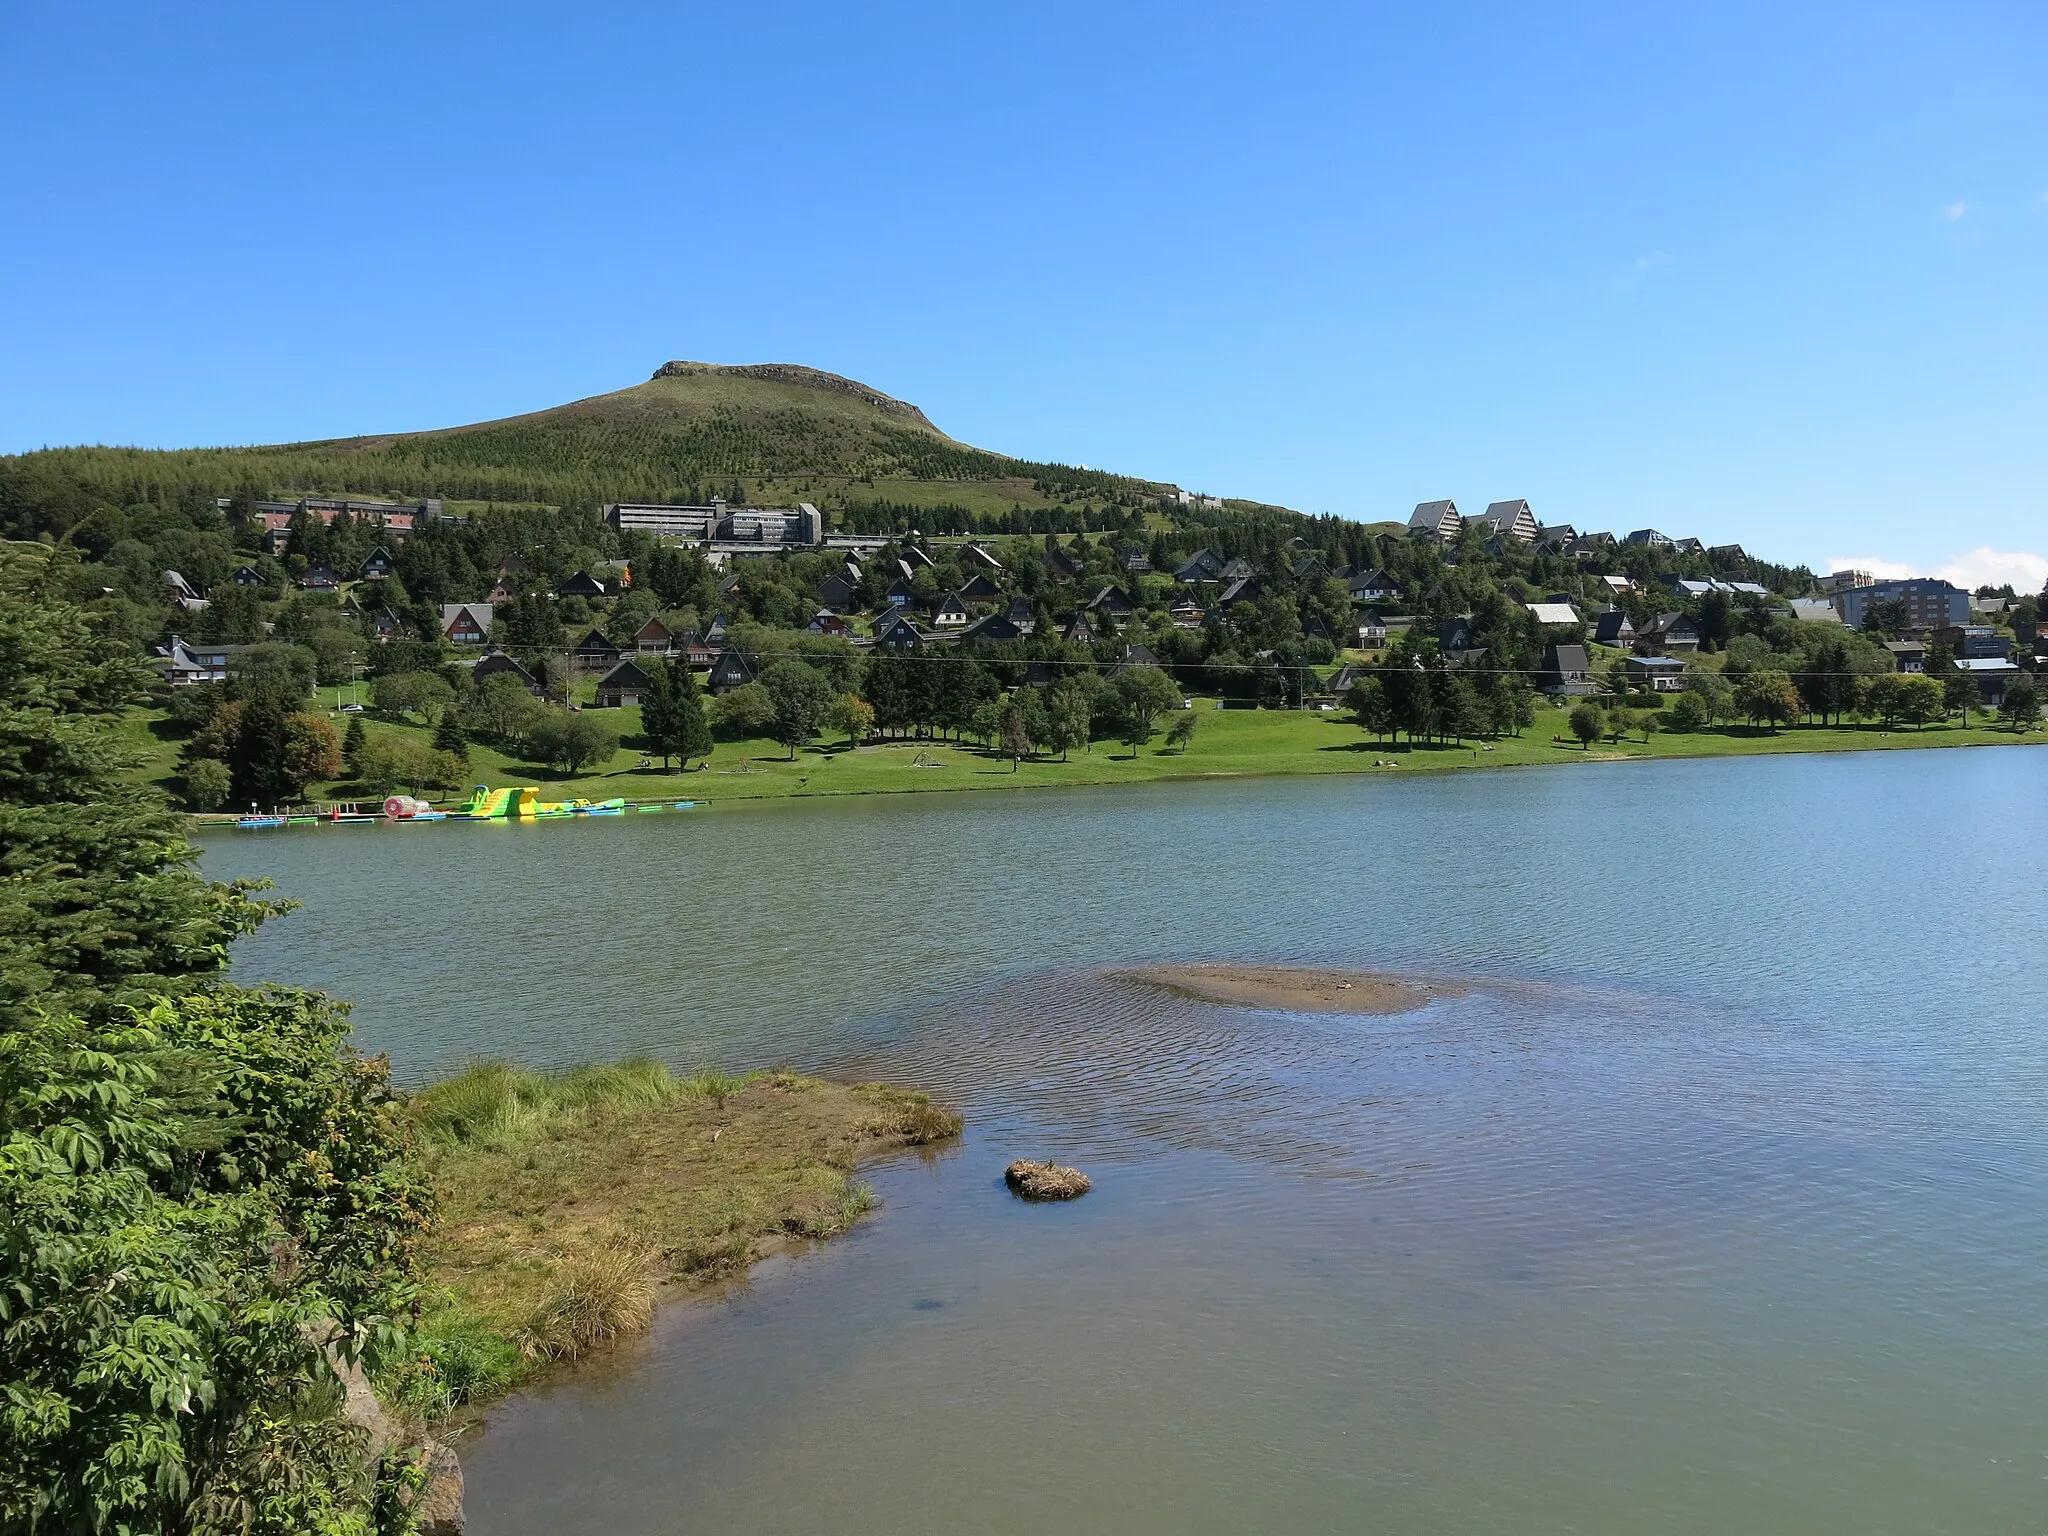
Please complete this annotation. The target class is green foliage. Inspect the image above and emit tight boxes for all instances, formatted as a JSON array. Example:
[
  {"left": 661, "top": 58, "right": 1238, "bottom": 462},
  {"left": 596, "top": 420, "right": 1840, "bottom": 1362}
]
[
  {"left": 2001, "top": 677, "right": 2039, "bottom": 730},
  {"left": 1109, "top": 666, "right": 1181, "bottom": 753},
  {"left": 708, "top": 682, "right": 776, "bottom": 741},
  {"left": 0, "top": 546, "right": 273, "bottom": 1028},
  {"left": 1164, "top": 711, "right": 1199, "bottom": 754},
  {"left": 525, "top": 711, "right": 618, "bottom": 774},
  {"left": 1568, "top": 701, "right": 1605, "bottom": 748},
  {"left": 640, "top": 660, "right": 713, "bottom": 769},
  {"left": 758, "top": 661, "right": 832, "bottom": 758},
  {"left": 0, "top": 991, "right": 430, "bottom": 1535},
  {"left": 183, "top": 756, "right": 234, "bottom": 811},
  {"left": 1733, "top": 669, "right": 1802, "bottom": 731}
]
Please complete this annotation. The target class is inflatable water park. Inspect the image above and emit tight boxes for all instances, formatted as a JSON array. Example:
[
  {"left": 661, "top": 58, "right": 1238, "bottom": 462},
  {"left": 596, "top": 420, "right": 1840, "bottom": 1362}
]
[{"left": 232, "top": 786, "right": 699, "bottom": 829}]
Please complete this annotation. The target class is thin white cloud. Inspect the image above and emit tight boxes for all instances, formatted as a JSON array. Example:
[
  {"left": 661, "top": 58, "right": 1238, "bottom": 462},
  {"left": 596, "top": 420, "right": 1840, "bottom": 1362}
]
[
  {"left": 1612, "top": 251, "right": 1674, "bottom": 291},
  {"left": 1943, "top": 201, "right": 1968, "bottom": 221},
  {"left": 1823, "top": 547, "right": 2048, "bottom": 593}
]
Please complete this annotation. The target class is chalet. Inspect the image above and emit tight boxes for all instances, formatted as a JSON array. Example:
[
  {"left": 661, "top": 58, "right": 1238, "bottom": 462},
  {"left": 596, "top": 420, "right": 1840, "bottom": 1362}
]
[
  {"left": 487, "top": 578, "right": 521, "bottom": 603},
  {"left": 1175, "top": 550, "right": 1224, "bottom": 583},
  {"left": 1533, "top": 524, "right": 1578, "bottom": 549},
  {"left": 1624, "top": 655, "right": 1688, "bottom": 692},
  {"left": 719, "top": 572, "right": 743, "bottom": 596},
  {"left": 370, "top": 606, "right": 405, "bottom": 642},
  {"left": 439, "top": 603, "right": 493, "bottom": 645},
  {"left": 634, "top": 617, "right": 677, "bottom": 655},
  {"left": 903, "top": 546, "right": 936, "bottom": 571},
  {"left": 557, "top": 570, "right": 608, "bottom": 599},
  {"left": 1537, "top": 642, "right": 1595, "bottom": 696},
  {"left": 1087, "top": 585, "right": 1135, "bottom": 616},
  {"left": 571, "top": 628, "right": 623, "bottom": 673},
  {"left": 1633, "top": 613, "right": 1700, "bottom": 655},
  {"left": 154, "top": 637, "right": 247, "bottom": 687},
  {"left": 1885, "top": 640, "right": 1926, "bottom": 674},
  {"left": 1957, "top": 656, "right": 2020, "bottom": 707},
  {"left": 1120, "top": 549, "right": 1153, "bottom": 575},
  {"left": 1407, "top": 500, "right": 1463, "bottom": 542},
  {"left": 1061, "top": 614, "right": 1097, "bottom": 645},
  {"left": 593, "top": 559, "right": 633, "bottom": 590},
  {"left": 818, "top": 572, "right": 859, "bottom": 610},
  {"left": 1471, "top": 499, "right": 1539, "bottom": 545},
  {"left": 1568, "top": 535, "right": 1620, "bottom": 561},
  {"left": 339, "top": 592, "right": 363, "bottom": 617},
  {"left": 497, "top": 555, "right": 530, "bottom": 579},
  {"left": 1290, "top": 553, "right": 1327, "bottom": 582},
  {"left": 162, "top": 570, "right": 205, "bottom": 612},
  {"left": 298, "top": 566, "right": 341, "bottom": 593},
  {"left": 1666, "top": 578, "right": 1717, "bottom": 599},
  {"left": 1045, "top": 548, "right": 1084, "bottom": 581},
  {"left": 885, "top": 576, "right": 919, "bottom": 608},
  {"left": 1302, "top": 614, "right": 1334, "bottom": 645},
  {"left": 1673, "top": 538, "right": 1705, "bottom": 556},
  {"left": 1348, "top": 569, "right": 1401, "bottom": 604},
  {"left": 1598, "top": 573, "right": 1633, "bottom": 596},
  {"left": 359, "top": 546, "right": 394, "bottom": 579},
  {"left": 704, "top": 613, "right": 731, "bottom": 645},
  {"left": 963, "top": 543, "right": 1004, "bottom": 572},
  {"left": 872, "top": 611, "right": 925, "bottom": 651},
  {"left": 1106, "top": 642, "right": 1162, "bottom": 677},
  {"left": 1354, "top": 609, "right": 1388, "bottom": 648},
  {"left": 1326, "top": 662, "right": 1370, "bottom": 695},
  {"left": 1526, "top": 601, "right": 1580, "bottom": 628},
  {"left": 1708, "top": 543, "right": 1749, "bottom": 566},
  {"left": 1623, "top": 529, "right": 1675, "bottom": 550},
  {"left": 960, "top": 572, "right": 1002, "bottom": 602},
  {"left": 808, "top": 610, "right": 855, "bottom": 638},
  {"left": 958, "top": 612, "right": 1025, "bottom": 645},
  {"left": 706, "top": 649, "right": 756, "bottom": 694},
  {"left": 1438, "top": 616, "right": 1479, "bottom": 655},
  {"left": 1171, "top": 599, "right": 1205, "bottom": 629},
  {"left": 932, "top": 592, "right": 969, "bottom": 628},
  {"left": 1004, "top": 597, "right": 1038, "bottom": 634},
  {"left": 473, "top": 649, "right": 542, "bottom": 694},
  {"left": 230, "top": 564, "right": 266, "bottom": 586},
  {"left": 1216, "top": 574, "right": 1261, "bottom": 610},
  {"left": 1789, "top": 598, "right": 1844, "bottom": 626},
  {"left": 1592, "top": 609, "right": 1636, "bottom": 649},
  {"left": 676, "top": 632, "right": 716, "bottom": 667},
  {"left": 594, "top": 658, "right": 654, "bottom": 707}
]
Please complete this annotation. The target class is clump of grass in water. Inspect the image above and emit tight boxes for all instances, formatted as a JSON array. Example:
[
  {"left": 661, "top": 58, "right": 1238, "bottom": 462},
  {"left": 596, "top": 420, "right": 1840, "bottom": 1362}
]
[
  {"left": 378, "top": 1311, "right": 530, "bottom": 1420},
  {"left": 518, "top": 1243, "right": 659, "bottom": 1361}
]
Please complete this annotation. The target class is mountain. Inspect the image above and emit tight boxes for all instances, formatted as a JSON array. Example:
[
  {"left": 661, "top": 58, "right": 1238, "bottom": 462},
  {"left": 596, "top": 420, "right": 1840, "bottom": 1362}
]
[{"left": 3, "top": 362, "right": 1197, "bottom": 528}]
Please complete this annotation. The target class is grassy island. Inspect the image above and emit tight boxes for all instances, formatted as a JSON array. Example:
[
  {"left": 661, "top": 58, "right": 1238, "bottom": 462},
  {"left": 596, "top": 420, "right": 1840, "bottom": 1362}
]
[{"left": 376, "top": 1061, "right": 962, "bottom": 1422}]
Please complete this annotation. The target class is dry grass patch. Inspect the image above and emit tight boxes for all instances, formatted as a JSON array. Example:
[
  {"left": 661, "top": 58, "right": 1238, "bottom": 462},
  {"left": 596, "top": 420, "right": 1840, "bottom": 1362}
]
[{"left": 383, "top": 1059, "right": 961, "bottom": 1415}]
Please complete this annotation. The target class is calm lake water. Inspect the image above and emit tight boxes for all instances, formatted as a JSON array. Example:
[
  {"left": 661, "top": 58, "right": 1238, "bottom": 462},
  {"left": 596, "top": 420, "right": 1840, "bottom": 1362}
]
[{"left": 201, "top": 747, "right": 2048, "bottom": 1534}]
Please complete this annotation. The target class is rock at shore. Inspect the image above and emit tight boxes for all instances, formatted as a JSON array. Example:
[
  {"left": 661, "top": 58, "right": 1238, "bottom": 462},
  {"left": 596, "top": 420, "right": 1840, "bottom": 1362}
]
[{"left": 1005, "top": 1160, "right": 1092, "bottom": 1200}]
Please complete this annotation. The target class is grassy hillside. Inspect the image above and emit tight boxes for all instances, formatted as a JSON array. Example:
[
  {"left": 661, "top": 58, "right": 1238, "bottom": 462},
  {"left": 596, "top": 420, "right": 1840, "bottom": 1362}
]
[{"left": 2, "top": 361, "right": 1184, "bottom": 525}]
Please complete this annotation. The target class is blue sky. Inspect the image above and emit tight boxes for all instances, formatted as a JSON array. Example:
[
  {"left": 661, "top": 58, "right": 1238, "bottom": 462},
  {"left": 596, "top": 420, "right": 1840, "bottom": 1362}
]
[{"left": 3, "top": 0, "right": 2043, "bottom": 583}]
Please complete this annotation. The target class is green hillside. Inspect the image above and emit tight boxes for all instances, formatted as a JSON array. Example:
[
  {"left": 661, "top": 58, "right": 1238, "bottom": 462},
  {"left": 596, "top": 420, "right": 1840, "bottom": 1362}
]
[{"left": 1, "top": 362, "right": 1190, "bottom": 529}]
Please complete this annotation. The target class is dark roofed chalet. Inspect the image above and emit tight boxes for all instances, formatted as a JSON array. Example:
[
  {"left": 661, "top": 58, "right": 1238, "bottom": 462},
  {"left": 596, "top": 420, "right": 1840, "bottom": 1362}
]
[
  {"left": 958, "top": 611, "right": 1025, "bottom": 645},
  {"left": 1216, "top": 573, "right": 1262, "bottom": 609},
  {"left": 1087, "top": 585, "right": 1135, "bottom": 616},
  {"left": 571, "top": 628, "right": 623, "bottom": 672},
  {"left": 706, "top": 649, "right": 756, "bottom": 693},
  {"left": 557, "top": 569, "right": 608, "bottom": 599},
  {"left": 959, "top": 572, "right": 1002, "bottom": 601},
  {"left": 1592, "top": 609, "right": 1636, "bottom": 648},
  {"left": 1537, "top": 642, "right": 1594, "bottom": 695},
  {"left": 871, "top": 611, "right": 925, "bottom": 651},
  {"left": 1106, "top": 642, "right": 1162, "bottom": 677},
  {"left": 1061, "top": 613, "right": 1097, "bottom": 645},
  {"left": 1004, "top": 596, "right": 1038, "bottom": 633},
  {"left": 1407, "top": 500, "right": 1462, "bottom": 541},
  {"left": 1175, "top": 549, "right": 1224, "bottom": 583},
  {"left": 818, "top": 572, "right": 858, "bottom": 610},
  {"left": 594, "top": 657, "right": 654, "bottom": 707},
  {"left": 474, "top": 648, "right": 543, "bottom": 694},
  {"left": 1045, "top": 547, "right": 1084, "bottom": 580},
  {"left": 1219, "top": 556, "right": 1255, "bottom": 583}
]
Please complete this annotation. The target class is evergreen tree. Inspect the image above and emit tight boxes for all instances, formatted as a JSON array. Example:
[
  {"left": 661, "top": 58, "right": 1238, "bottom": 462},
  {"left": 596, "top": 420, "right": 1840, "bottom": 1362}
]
[
  {"left": 433, "top": 711, "right": 469, "bottom": 762},
  {"left": 342, "top": 714, "right": 367, "bottom": 773}
]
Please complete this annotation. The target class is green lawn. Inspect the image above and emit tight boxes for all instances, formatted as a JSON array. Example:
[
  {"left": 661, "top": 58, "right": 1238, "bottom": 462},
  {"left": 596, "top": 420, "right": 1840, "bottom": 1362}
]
[{"left": 166, "top": 697, "right": 2048, "bottom": 814}]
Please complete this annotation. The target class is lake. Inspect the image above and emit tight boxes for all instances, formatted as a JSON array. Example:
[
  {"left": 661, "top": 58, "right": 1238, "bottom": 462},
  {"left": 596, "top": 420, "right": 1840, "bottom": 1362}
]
[{"left": 201, "top": 746, "right": 2048, "bottom": 1534}]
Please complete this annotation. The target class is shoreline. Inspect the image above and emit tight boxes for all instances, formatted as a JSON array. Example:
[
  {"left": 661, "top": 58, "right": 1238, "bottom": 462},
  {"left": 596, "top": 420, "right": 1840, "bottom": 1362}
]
[{"left": 187, "top": 728, "right": 2048, "bottom": 829}]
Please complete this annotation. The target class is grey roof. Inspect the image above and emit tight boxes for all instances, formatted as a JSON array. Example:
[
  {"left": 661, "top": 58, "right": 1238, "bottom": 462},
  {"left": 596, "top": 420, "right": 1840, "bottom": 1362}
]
[{"left": 1408, "top": 499, "right": 1460, "bottom": 531}]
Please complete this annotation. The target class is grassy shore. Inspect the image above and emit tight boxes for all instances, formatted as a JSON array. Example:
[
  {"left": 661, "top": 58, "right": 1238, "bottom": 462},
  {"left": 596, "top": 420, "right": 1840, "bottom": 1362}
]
[
  {"left": 374, "top": 1060, "right": 961, "bottom": 1423},
  {"left": 155, "top": 694, "right": 2046, "bottom": 815}
]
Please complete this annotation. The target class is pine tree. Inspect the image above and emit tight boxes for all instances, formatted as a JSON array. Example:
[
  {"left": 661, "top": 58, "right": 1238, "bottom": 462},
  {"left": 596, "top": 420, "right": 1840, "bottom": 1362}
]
[
  {"left": 433, "top": 711, "right": 469, "bottom": 762},
  {"left": 342, "top": 714, "right": 367, "bottom": 772}
]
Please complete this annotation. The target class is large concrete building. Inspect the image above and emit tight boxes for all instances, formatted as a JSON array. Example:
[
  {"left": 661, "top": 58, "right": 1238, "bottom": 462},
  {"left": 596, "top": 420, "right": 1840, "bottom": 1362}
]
[
  {"left": 604, "top": 498, "right": 823, "bottom": 548},
  {"left": 1829, "top": 577, "right": 1970, "bottom": 631}
]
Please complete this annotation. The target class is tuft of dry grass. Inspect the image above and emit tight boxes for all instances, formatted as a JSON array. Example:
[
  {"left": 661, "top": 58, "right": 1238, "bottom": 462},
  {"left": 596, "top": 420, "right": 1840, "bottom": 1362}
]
[{"left": 518, "top": 1243, "right": 659, "bottom": 1360}]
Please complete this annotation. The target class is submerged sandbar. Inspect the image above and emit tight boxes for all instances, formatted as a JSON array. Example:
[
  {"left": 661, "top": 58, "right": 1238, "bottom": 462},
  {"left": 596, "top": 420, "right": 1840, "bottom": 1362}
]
[{"left": 1116, "top": 964, "right": 1463, "bottom": 1015}]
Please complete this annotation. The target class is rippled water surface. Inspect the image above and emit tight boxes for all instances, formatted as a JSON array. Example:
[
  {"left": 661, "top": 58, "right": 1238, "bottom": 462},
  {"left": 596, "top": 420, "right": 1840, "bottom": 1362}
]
[{"left": 202, "top": 748, "right": 2048, "bottom": 1534}]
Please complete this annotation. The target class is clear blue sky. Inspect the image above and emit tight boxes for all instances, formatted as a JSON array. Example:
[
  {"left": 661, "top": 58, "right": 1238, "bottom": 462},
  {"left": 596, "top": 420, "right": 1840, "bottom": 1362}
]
[{"left": 3, "top": 1, "right": 2043, "bottom": 582}]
